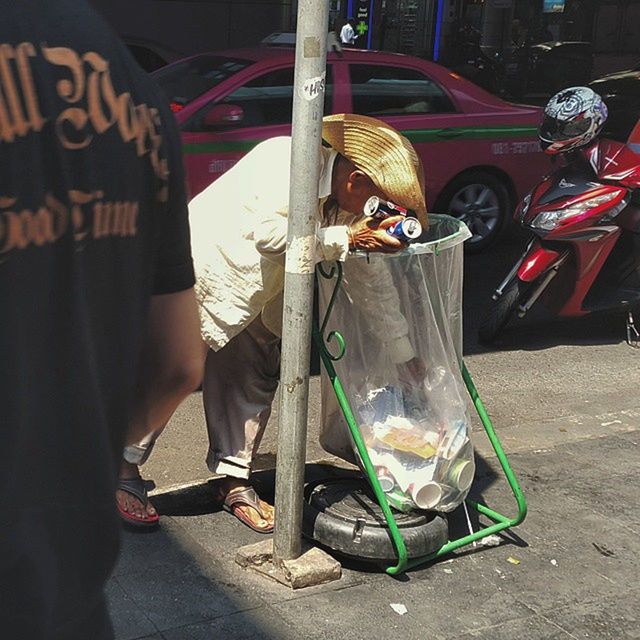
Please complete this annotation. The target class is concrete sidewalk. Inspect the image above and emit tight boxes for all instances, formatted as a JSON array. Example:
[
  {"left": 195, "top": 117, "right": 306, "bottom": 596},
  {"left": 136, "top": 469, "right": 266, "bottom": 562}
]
[{"left": 108, "top": 411, "right": 640, "bottom": 640}]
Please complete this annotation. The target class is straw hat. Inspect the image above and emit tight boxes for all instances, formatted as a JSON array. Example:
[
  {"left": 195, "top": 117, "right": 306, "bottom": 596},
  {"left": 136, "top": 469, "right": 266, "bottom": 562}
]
[{"left": 322, "top": 113, "right": 427, "bottom": 225}]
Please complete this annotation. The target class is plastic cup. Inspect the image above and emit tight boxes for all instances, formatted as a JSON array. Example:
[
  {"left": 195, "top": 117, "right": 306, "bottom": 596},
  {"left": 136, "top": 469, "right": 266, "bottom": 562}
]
[
  {"left": 374, "top": 467, "right": 396, "bottom": 493},
  {"left": 409, "top": 481, "right": 443, "bottom": 510},
  {"left": 447, "top": 459, "right": 475, "bottom": 492}
]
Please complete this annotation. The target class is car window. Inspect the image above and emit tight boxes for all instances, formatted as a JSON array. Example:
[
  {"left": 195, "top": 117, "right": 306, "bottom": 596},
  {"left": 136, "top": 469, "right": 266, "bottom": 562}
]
[
  {"left": 153, "top": 55, "right": 253, "bottom": 109},
  {"left": 349, "top": 65, "right": 455, "bottom": 116},
  {"left": 127, "top": 44, "right": 167, "bottom": 73},
  {"left": 185, "top": 65, "right": 334, "bottom": 132}
]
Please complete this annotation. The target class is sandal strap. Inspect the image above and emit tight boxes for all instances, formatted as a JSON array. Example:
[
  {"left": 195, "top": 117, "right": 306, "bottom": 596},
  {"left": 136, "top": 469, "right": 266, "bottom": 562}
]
[
  {"left": 117, "top": 478, "right": 149, "bottom": 506},
  {"left": 224, "top": 486, "right": 268, "bottom": 519}
]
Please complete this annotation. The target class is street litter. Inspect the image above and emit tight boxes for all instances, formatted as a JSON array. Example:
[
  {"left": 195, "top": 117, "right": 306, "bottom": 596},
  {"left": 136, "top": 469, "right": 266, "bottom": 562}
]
[
  {"left": 507, "top": 556, "right": 521, "bottom": 565},
  {"left": 600, "top": 420, "right": 622, "bottom": 427},
  {"left": 550, "top": 559, "right": 558, "bottom": 566},
  {"left": 477, "top": 534, "right": 502, "bottom": 547},
  {"left": 443, "top": 568, "right": 453, "bottom": 574},
  {"left": 390, "top": 604, "right": 408, "bottom": 616},
  {"left": 592, "top": 542, "right": 615, "bottom": 557}
]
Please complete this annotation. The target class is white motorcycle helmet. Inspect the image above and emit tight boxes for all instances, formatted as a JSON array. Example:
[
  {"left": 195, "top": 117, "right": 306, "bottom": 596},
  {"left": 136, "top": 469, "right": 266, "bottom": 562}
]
[{"left": 538, "top": 86, "right": 608, "bottom": 155}]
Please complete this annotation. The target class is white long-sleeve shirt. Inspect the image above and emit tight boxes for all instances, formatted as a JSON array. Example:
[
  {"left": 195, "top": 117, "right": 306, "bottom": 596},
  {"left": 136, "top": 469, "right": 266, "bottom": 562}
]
[
  {"left": 189, "top": 137, "right": 350, "bottom": 350},
  {"left": 189, "top": 136, "right": 413, "bottom": 362},
  {"left": 340, "top": 23, "right": 356, "bottom": 45}
]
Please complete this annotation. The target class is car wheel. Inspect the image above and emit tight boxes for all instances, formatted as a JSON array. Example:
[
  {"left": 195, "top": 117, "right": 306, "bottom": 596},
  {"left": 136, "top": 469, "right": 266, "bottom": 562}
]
[{"left": 437, "top": 171, "right": 511, "bottom": 253}]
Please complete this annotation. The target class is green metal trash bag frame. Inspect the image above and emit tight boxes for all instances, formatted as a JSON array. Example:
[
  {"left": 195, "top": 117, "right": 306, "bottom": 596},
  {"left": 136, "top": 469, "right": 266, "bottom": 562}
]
[{"left": 312, "top": 215, "right": 527, "bottom": 575}]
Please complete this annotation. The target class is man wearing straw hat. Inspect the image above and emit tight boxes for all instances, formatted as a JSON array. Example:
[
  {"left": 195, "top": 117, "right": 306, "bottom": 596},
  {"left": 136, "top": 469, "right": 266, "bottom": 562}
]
[{"left": 118, "top": 114, "right": 427, "bottom": 532}]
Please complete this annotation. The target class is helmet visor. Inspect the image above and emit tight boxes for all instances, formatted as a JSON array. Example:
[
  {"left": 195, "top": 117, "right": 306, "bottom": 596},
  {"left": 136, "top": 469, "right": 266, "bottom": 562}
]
[{"left": 539, "top": 113, "right": 592, "bottom": 142}]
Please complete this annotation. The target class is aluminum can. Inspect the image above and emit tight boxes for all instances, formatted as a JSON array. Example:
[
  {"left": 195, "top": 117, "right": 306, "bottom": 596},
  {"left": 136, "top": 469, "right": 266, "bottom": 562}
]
[
  {"left": 387, "top": 217, "right": 422, "bottom": 242},
  {"left": 363, "top": 196, "right": 409, "bottom": 219}
]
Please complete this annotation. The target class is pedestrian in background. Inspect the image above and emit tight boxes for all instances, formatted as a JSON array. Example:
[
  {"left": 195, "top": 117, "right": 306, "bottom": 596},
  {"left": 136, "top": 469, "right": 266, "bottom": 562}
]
[
  {"left": 0, "top": 1, "right": 203, "bottom": 638},
  {"left": 340, "top": 17, "right": 357, "bottom": 46}
]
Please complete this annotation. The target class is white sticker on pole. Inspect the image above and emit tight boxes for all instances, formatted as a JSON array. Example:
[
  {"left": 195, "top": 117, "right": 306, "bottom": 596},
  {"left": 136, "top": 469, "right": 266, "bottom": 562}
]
[
  {"left": 286, "top": 234, "right": 316, "bottom": 274},
  {"left": 300, "top": 72, "right": 326, "bottom": 102}
]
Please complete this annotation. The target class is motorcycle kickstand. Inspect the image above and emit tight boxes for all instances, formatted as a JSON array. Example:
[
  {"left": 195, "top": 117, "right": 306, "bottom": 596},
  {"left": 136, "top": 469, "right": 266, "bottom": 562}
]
[{"left": 625, "top": 310, "right": 640, "bottom": 348}]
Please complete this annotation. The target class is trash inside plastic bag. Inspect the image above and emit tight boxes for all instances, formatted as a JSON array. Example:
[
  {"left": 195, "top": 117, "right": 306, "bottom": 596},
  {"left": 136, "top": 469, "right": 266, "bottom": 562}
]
[{"left": 319, "top": 215, "right": 473, "bottom": 513}]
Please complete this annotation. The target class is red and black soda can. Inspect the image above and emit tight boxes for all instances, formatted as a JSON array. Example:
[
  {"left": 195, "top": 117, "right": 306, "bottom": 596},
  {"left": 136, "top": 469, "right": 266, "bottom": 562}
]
[{"left": 363, "top": 196, "right": 410, "bottom": 219}]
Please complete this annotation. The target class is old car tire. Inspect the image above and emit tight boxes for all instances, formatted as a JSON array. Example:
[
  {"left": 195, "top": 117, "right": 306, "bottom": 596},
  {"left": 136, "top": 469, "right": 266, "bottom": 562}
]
[
  {"left": 478, "top": 279, "right": 524, "bottom": 344},
  {"left": 437, "top": 171, "right": 511, "bottom": 253},
  {"left": 302, "top": 478, "right": 449, "bottom": 562}
]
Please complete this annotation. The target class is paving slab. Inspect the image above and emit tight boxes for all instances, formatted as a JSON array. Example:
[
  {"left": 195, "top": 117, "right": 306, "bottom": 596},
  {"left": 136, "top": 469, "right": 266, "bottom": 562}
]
[
  {"left": 272, "top": 582, "right": 447, "bottom": 640},
  {"left": 113, "top": 518, "right": 204, "bottom": 578},
  {"left": 448, "top": 613, "right": 576, "bottom": 640},
  {"left": 368, "top": 559, "right": 535, "bottom": 637},
  {"left": 106, "top": 579, "right": 158, "bottom": 640},
  {"left": 115, "top": 561, "right": 267, "bottom": 634},
  {"left": 160, "top": 608, "right": 298, "bottom": 640},
  {"left": 544, "top": 590, "right": 640, "bottom": 640}
]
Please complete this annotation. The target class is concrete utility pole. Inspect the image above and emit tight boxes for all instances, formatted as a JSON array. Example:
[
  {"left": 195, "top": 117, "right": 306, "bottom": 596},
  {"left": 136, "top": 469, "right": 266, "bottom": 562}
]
[
  {"left": 236, "top": 0, "right": 341, "bottom": 589},
  {"left": 273, "top": 0, "right": 329, "bottom": 565}
]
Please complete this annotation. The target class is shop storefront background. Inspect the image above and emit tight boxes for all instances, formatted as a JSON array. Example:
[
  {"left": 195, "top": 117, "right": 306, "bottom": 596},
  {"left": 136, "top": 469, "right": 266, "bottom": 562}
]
[{"left": 90, "top": 0, "right": 639, "bottom": 88}]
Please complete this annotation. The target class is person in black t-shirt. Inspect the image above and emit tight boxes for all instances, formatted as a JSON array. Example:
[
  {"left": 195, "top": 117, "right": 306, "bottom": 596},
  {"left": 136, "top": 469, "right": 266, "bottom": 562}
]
[{"left": 0, "top": 1, "right": 204, "bottom": 638}]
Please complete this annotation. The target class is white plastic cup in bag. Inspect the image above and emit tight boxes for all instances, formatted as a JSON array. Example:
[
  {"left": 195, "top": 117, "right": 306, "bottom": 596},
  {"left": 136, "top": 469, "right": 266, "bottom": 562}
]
[
  {"left": 445, "top": 458, "right": 475, "bottom": 492},
  {"left": 409, "top": 481, "right": 444, "bottom": 510},
  {"left": 374, "top": 467, "right": 396, "bottom": 493}
]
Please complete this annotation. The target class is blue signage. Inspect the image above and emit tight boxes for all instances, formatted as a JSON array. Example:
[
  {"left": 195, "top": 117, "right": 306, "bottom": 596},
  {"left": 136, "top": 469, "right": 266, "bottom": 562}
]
[
  {"left": 347, "top": 0, "right": 374, "bottom": 48},
  {"left": 543, "top": 0, "right": 565, "bottom": 13}
]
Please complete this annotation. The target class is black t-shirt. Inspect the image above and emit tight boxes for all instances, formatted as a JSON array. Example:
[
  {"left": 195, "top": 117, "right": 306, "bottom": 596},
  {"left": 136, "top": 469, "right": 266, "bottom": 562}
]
[{"left": 0, "top": 1, "right": 195, "bottom": 638}]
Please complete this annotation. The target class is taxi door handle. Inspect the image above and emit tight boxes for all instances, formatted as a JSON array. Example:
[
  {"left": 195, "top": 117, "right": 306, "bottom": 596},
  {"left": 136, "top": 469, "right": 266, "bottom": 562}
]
[{"left": 436, "top": 128, "right": 463, "bottom": 139}]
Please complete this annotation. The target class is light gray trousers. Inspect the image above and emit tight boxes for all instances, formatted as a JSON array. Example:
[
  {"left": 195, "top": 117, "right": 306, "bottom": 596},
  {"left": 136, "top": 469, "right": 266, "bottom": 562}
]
[{"left": 123, "top": 315, "right": 281, "bottom": 479}]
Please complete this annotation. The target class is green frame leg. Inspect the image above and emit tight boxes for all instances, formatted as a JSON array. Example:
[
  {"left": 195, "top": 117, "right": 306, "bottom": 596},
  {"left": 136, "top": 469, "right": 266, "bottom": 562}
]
[{"left": 314, "top": 262, "right": 527, "bottom": 575}]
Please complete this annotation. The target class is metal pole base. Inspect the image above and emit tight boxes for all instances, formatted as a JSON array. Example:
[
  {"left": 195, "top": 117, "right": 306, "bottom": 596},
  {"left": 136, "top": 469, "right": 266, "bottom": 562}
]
[{"left": 236, "top": 539, "right": 341, "bottom": 589}]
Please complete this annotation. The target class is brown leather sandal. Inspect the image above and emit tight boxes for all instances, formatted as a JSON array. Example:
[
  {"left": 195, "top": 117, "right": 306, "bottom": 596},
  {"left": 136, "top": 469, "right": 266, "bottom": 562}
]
[{"left": 222, "top": 486, "right": 274, "bottom": 534}]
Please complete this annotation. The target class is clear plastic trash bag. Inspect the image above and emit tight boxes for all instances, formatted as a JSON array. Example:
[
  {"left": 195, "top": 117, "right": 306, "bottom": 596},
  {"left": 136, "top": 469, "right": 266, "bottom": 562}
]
[{"left": 319, "top": 215, "right": 473, "bottom": 513}]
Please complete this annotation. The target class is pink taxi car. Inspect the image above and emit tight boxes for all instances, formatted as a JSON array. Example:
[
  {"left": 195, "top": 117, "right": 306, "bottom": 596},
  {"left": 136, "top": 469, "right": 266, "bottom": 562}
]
[{"left": 154, "top": 46, "right": 551, "bottom": 251}]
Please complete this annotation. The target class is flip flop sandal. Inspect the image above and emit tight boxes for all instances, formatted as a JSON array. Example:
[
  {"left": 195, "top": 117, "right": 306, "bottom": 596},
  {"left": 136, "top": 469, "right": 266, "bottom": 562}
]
[
  {"left": 223, "top": 486, "right": 274, "bottom": 534},
  {"left": 117, "top": 478, "right": 160, "bottom": 529}
]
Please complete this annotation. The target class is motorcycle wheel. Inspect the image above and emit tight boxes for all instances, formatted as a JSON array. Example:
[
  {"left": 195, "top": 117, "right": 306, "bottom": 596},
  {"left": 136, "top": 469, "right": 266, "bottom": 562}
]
[{"left": 478, "top": 279, "right": 525, "bottom": 344}]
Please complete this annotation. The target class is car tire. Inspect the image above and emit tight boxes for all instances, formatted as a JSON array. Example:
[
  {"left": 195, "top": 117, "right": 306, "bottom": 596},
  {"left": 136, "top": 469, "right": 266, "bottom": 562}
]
[
  {"left": 436, "top": 171, "right": 511, "bottom": 253},
  {"left": 478, "top": 279, "right": 525, "bottom": 344}
]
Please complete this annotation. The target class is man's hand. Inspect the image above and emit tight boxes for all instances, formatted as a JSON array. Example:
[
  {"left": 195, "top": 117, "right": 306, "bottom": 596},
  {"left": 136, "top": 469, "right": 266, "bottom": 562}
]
[{"left": 348, "top": 215, "right": 408, "bottom": 253}]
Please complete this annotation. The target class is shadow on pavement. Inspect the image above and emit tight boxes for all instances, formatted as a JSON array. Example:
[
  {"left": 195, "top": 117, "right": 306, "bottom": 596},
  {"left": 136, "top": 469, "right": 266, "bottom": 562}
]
[
  {"left": 110, "top": 518, "right": 290, "bottom": 639},
  {"left": 151, "top": 458, "right": 527, "bottom": 576}
]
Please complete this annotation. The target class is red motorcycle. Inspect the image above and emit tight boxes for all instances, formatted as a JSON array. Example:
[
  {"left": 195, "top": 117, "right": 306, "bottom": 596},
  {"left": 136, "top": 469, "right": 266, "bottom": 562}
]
[{"left": 479, "top": 136, "right": 640, "bottom": 343}]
